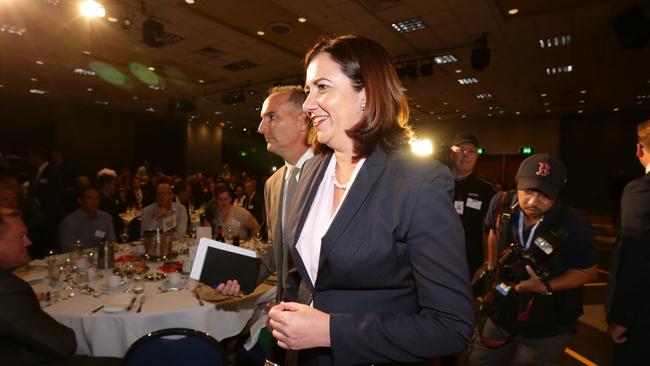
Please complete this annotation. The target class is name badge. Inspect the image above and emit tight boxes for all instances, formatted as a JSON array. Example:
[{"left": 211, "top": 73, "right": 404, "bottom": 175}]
[
  {"left": 454, "top": 201, "right": 464, "bottom": 215},
  {"left": 162, "top": 215, "right": 177, "bottom": 232},
  {"left": 94, "top": 229, "right": 106, "bottom": 238},
  {"left": 466, "top": 197, "right": 482, "bottom": 210}
]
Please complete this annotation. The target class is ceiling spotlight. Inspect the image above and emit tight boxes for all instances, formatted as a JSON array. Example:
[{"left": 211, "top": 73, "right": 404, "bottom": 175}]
[
  {"left": 185, "top": 0, "right": 195, "bottom": 4},
  {"left": 613, "top": 107, "right": 620, "bottom": 111},
  {"left": 30, "top": 77, "right": 38, "bottom": 82},
  {"left": 87, "top": 88, "right": 93, "bottom": 92},
  {"left": 35, "top": 60, "right": 44, "bottom": 65},
  {"left": 508, "top": 8, "right": 519, "bottom": 15},
  {"left": 107, "top": 17, "right": 118, "bottom": 22},
  {"left": 579, "top": 89, "right": 587, "bottom": 94},
  {"left": 148, "top": 66, "right": 155, "bottom": 71},
  {"left": 455, "top": 69, "right": 462, "bottom": 74},
  {"left": 198, "top": 79, "right": 205, "bottom": 84},
  {"left": 540, "top": 93, "right": 547, "bottom": 97},
  {"left": 82, "top": 50, "right": 91, "bottom": 55},
  {"left": 298, "top": 17, "right": 307, "bottom": 23},
  {"left": 257, "top": 31, "right": 265, "bottom": 36},
  {"left": 80, "top": 0, "right": 106, "bottom": 18}
]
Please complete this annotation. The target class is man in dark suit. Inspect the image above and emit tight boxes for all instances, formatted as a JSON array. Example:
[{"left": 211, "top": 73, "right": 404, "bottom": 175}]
[
  {"left": 258, "top": 85, "right": 314, "bottom": 301},
  {"left": 0, "top": 208, "right": 120, "bottom": 365},
  {"left": 607, "top": 119, "right": 650, "bottom": 365},
  {"left": 125, "top": 176, "right": 153, "bottom": 210},
  {"left": 242, "top": 179, "right": 265, "bottom": 227},
  {"left": 97, "top": 174, "right": 123, "bottom": 238},
  {"left": 27, "top": 146, "right": 64, "bottom": 257}
]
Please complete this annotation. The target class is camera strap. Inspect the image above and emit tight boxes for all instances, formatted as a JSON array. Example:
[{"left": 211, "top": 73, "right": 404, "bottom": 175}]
[{"left": 478, "top": 295, "right": 535, "bottom": 348}]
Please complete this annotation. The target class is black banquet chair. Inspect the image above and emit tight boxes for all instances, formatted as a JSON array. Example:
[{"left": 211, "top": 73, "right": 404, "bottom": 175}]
[{"left": 122, "top": 328, "right": 228, "bottom": 366}]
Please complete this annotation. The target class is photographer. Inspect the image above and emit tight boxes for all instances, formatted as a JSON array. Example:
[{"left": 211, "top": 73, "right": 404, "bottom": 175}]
[{"left": 468, "top": 154, "right": 597, "bottom": 366}]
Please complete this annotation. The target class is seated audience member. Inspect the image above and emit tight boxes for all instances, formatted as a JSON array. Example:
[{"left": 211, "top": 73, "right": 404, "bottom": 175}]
[
  {"left": 204, "top": 185, "right": 260, "bottom": 241},
  {"left": 97, "top": 173, "right": 122, "bottom": 236},
  {"left": 125, "top": 176, "right": 153, "bottom": 210},
  {"left": 233, "top": 186, "right": 246, "bottom": 207},
  {"left": 59, "top": 186, "right": 116, "bottom": 252},
  {"left": 242, "top": 179, "right": 265, "bottom": 225},
  {"left": 1, "top": 176, "right": 48, "bottom": 259},
  {"left": 0, "top": 208, "right": 120, "bottom": 366},
  {"left": 141, "top": 183, "right": 188, "bottom": 240}
]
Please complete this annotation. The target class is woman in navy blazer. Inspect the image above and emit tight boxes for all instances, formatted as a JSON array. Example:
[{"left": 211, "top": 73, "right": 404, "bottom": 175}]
[{"left": 268, "top": 34, "right": 474, "bottom": 365}]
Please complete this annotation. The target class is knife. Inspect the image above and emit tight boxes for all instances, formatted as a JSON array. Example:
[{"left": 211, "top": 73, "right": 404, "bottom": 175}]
[
  {"left": 90, "top": 305, "right": 104, "bottom": 314},
  {"left": 126, "top": 296, "right": 137, "bottom": 311}
]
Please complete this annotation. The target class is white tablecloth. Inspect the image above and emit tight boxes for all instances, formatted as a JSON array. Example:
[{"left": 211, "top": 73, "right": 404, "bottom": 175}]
[{"left": 26, "top": 253, "right": 274, "bottom": 357}]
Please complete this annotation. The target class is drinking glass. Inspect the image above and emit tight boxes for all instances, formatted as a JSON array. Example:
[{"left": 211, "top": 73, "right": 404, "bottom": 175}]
[
  {"left": 76, "top": 268, "right": 89, "bottom": 290},
  {"left": 47, "top": 257, "right": 60, "bottom": 287},
  {"left": 131, "top": 275, "right": 145, "bottom": 294},
  {"left": 224, "top": 228, "right": 234, "bottom": 244}
]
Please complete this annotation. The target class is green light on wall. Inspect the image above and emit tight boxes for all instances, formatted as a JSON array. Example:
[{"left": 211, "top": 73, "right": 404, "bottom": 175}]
[
  {"left": 477, "top": 147, "right": 485, "bottom": 155},
  {"left": 239, "top": 151, "right": 248, "bottom": 157},
  {"left": 520, "top": 146, "right": 534, "bottom": 155}
]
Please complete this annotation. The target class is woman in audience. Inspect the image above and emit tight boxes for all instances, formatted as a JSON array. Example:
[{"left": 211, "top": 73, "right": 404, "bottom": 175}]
[{"left": 203, "top": 185, "right": 260, "bottom": 241}]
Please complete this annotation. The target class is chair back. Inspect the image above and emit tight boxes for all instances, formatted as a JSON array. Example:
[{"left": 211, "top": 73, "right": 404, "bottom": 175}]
[{"left": 122, "top": 328, "right": 227, "bottom": 366}]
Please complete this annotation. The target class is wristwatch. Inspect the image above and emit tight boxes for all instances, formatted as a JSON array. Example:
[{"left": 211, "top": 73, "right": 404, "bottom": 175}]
[{"left": 542, "top": 281, "right": 553, "bottom": 295}]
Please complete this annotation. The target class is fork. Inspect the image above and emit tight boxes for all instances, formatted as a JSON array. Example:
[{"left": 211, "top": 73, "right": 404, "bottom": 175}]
[{"left": 136, "top": 295, "right": 146, "bottom": 313}]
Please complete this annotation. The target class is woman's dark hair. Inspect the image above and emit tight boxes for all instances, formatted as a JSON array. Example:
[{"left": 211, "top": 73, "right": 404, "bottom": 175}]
[
  {"left": 304, "top": 34, "right": 412, "bottom": 158},
  {"left": 214, "top": 184, "right": 233, "bottom": 202}
]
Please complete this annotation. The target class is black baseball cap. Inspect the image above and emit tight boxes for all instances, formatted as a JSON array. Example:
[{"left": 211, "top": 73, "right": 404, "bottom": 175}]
[
  {"left": 450, "top": 133, "right": 479, "bottom": 147},
  {"left": 516, "top": 153, "right": 567, "bottom": 199}
]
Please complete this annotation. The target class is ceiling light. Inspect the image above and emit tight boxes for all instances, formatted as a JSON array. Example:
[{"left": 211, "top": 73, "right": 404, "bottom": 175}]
[
  {"left": 545, "top": 65, "right": 573, "bottom": 75},
  {"left": 257, "top": 31, "right": 265, "bottom": 36},
  {"left": 613, "top": 107, "right": 620, "bottom": 111},
  {"left": 391, "top": 18, "right": 427, "bottom": 33},
  {"left": 95, "top": 100, "right": 108, "bottom": 105},
  {"left": 637, "top": 101, "right": 644, "bottom": 104},
  {"left": 455, "top": 69, "right": 462, "bottom": 74},
  {"left": 74, "top": 68, "right": 95, "bottom": 76},
  {"left": 579, "top": 89, "right": 587, "bottom": 94},
  {"left": 133, "top": 96, "right": 139, "bottom": 100},
  {"left": 107, "top": 16, "right": 118, "bottom": 22},
  {"left": 185, "top": 0, "right": 195, "bottom": 4},
  {"left": 298, "top": 17, "right": 307, "bottom": 23},
  {"left": 0, "top": 84, "right": 4, "bottom": 88},
  {"left": 82, "top": 50, "right": 91, "bottom": 55},
  {"left": 540, "top": 93, "right": 547, "bottom": 97},
  {"left": 546, "top": 109, "right": 551, "bottom": 113},
  {"left": 578, "top": 110, "right": 583, "bottom": 114},
  {"left": 462, "top": 115, "right": 466, "bottom": 118},
  {"left": 80, "top": 0, "right": 106, "bottom": 18},
  {"left": 29, "top": 89, "right": 49, "bottom": 94},
  {"left": 443, "top": 102, "right": 448, "bottom": 105},
  {"left": 476, "top": 93, "right": 493, "bottom": 99},
  {"left": 508, "top": 8, "right": 519, "bottom": 15},
  {"left": 148, "top": 66, "right": 155, "bottom": 71},
  {"left": 499, "top": 110, "right": 504, "bottom": 114},
  {"left": 145, "top": 107, "right": 156, "bottom": 112},
  {"left": 433, "top": 55, "right": 458, "bottom": 64},
  {"left": 0, "top": 23, "right": 27, "bottom": 36},
  {"left": 515, "top": 111, "right": 521, "bottom": 115},
  {"left": 488, "top": 113, "right": 492, "bottom": 117},
  {"left": 35, "top": 60, "right": 44, "bottom": 65},
  {"left": 543, "top": 102, "right": 550, "bottom": 106},
  {"left": 538, "top": 35, "right": 572, "bottom": 48},
  {"left": 579, "top": 99, "right": 586, "bottom": 103},
  {"left": 457, "top": 77, "right": 478, "bottom": 85},
  {"left": 87, "top": 88, "right": 93, "bottom": 92},
  {"left": 30, "top": 77, "right": 38, "bottom": 82},
  {"left": 198, "top": 79, "right": 205, "bottom": 83}
]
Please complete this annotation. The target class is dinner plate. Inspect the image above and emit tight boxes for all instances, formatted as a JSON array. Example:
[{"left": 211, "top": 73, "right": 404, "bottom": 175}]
[{"left": 99, "top": 282, "right": 127, "bottom": 293}]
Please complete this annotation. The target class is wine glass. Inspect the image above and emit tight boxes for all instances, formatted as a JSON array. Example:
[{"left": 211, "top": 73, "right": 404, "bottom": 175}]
[{"left": 224, "top": 228, "right": 234, "bottom": 244}]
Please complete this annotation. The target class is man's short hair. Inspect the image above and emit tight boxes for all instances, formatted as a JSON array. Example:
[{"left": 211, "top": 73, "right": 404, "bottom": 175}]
[
  {"left": 637, "top": 119, "right": 650, "bottom": 147},
  {"left": 77, "top": 185, "right": 99, "bottom": 199},
  {"left": 268, "top": 85, "right": 306, "bottom": 112},
  {"left": 97, "top": 174, "right": 116, "bottom": 188},
  {"left": 0, "top": 208, "right": 21, "bottom": 239}
]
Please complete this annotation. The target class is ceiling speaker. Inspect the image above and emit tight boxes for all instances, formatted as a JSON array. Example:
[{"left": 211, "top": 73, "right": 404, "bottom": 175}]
[{"left": 612, "top": 4, "right": 650, "bottom": 49}]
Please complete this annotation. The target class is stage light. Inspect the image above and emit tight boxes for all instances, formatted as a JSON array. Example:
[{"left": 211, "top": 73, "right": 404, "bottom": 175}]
[
  {"left": 80, "top": 0, "right": 105, "bottom": 18},
  {"left": 410, "top": 138, "right": 434, "bottom": 156}
]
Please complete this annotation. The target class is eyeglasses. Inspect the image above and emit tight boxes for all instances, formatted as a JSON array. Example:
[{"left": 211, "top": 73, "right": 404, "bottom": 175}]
[{"left": 451, "top": 145, "right": 477, "bottom": 154}]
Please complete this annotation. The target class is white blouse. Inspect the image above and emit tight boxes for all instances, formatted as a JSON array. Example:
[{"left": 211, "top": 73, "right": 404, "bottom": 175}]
[{"left": 295, "top": 154, "right": 366, "bottom": 287}]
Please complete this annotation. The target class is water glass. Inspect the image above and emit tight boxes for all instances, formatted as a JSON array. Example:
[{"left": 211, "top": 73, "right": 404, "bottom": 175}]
[
  {"left": 47, "top": 257, "right": 60, "bottom": 287},
  {"left": 76, "top": 268, "right": 89, "bottom": 289},
  {"left": 131, "top": 275, "right": 145, "bottom": 294}
]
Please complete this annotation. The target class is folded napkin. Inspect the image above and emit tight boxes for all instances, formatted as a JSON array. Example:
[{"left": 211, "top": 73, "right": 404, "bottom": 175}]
[{"left": 104, "top": 293, "right": 135, "bottom": 313}]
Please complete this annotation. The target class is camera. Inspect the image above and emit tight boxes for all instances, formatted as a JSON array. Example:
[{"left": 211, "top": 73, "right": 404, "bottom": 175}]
[{"left": 494, "top": 228, "right": 563, "bottom": 296}]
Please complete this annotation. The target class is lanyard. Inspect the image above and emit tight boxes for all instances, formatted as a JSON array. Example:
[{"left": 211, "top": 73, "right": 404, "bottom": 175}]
[{"left": 518, "top": 212, "right": 543, "bottom": 250}]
